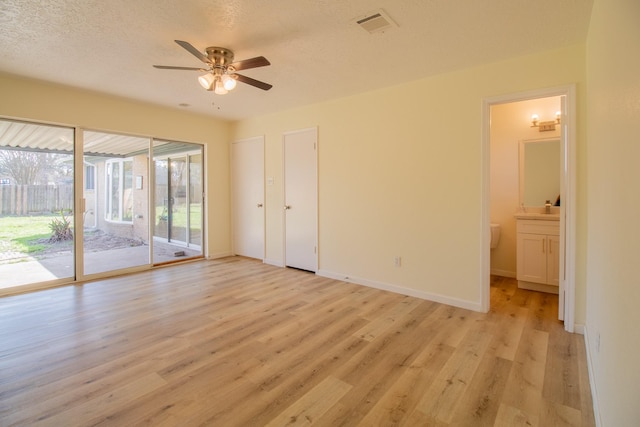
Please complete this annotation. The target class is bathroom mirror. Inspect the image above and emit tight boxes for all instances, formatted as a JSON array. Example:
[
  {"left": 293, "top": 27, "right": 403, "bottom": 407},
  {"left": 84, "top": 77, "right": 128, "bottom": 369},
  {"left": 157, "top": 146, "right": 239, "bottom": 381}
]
[{"left": 519, "top": 138, "right": 560, "bottom": 207}]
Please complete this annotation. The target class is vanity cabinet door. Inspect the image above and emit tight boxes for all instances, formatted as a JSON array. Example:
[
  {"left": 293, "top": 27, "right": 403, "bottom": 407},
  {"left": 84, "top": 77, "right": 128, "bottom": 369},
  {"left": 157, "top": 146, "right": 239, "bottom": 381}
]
[
  {"left": 547, "top": 235, "right": 560, "bottom": 286},
  {"left": 517, "top": 233, "right": 547, "bottom": 284}
]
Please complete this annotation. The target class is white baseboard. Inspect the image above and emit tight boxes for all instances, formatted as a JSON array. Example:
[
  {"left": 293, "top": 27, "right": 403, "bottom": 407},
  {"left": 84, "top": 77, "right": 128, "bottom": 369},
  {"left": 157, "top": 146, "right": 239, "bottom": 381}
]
[
  {"left": 573, "top": 323, "right": 585, "bottom": 335},
  {"left": 583, "top": 326, "right": 602, "bottom": 427},
  {"left": 316, "top": 269, "right": 482, "bottom": 312},
  {"left": 490, "top": 268, "right": 516, "bottom": 278}
]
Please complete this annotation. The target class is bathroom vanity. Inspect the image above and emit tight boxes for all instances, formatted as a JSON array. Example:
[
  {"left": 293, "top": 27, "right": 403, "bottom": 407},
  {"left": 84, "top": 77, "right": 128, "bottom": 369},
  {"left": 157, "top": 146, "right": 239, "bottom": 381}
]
[{"left": 514, "top": 212, "right": 560, "bottom": 294}]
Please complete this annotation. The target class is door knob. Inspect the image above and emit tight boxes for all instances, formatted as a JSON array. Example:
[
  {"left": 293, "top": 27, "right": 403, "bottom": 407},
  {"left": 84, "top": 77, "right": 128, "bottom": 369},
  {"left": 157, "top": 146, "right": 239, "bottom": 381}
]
[
  {"left": 257, "top": 203, "right": 263, "bottom": 208},
  {"left": 284, "top": 205, "right": 291, "bottom": 210}
]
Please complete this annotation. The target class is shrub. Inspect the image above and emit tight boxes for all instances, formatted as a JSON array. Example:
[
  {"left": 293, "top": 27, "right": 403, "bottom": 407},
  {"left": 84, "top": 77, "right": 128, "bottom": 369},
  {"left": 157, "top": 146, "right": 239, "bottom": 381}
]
[{"left": 49, "top": 210, "right": 73, "bottom": 242}]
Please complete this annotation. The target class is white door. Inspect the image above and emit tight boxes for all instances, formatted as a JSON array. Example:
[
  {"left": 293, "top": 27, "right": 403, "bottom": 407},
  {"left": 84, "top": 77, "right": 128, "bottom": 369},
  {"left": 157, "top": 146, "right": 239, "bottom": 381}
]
[
  {"left": 558, "top": 95, "right": 566, "bottom": 321},
  {"left": 232, "top": 137, "right": 264, "bottom": 260},
  {"left": 283, "top": 128, "right": 317, "bottom": 272}
]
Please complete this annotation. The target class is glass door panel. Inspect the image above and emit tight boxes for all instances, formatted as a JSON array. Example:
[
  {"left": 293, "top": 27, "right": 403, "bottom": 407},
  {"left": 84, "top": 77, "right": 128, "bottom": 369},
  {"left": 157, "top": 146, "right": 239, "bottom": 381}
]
[
  {"left": 169, "top": 157, "right": 187, "bottom": 244},
  {"left": 154, "top": 159, "right": 169, "bottom": 241},
  {"left": 152, "top": 140, "right": 203, "bottom": 263},
  {"left": 189, "top": 153, "right": 202, "bottom": 247},
  {"left": 0, "top": 119, "right": 75, "bottom": 289},
  {"left": 82, "top": 131, "right": 150, "bottom": 276}
]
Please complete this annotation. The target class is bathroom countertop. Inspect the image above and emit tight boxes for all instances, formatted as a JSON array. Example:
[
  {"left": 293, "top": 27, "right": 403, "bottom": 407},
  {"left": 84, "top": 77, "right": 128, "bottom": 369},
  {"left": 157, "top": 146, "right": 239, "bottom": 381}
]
[{"left": 514, "top": 212, "right": 560, "bottom": 221}]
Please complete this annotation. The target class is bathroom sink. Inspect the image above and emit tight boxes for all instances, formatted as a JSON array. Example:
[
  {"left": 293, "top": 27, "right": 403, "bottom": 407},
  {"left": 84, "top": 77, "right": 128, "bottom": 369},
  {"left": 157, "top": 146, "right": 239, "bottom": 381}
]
[{"left": 514, "top": 212, "right": 560, "bottom": 221}]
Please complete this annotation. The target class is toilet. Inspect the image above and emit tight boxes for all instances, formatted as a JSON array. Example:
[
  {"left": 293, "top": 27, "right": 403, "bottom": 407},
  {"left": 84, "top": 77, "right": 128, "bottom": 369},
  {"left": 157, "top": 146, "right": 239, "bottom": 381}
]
[{"left": 490, "top": 223, "right": 501, "bottom": 249}]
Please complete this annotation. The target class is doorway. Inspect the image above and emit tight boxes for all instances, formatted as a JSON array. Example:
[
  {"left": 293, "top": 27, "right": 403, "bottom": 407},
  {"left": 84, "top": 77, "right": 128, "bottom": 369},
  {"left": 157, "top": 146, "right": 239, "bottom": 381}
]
[{"left": 482, "top": 85, "right": 576, "bottom": 332}]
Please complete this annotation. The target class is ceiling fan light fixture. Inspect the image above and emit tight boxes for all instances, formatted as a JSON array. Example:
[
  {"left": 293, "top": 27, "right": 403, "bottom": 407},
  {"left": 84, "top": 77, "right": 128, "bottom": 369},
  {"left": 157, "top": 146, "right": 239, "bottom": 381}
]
[
  {"left": 198, "top": 73, "right": 215, "bottom": 90},
  {"left": 155, "top": 40, "right": 272, "bottom": 93},
  {"left": 213, "top": 77, "right": 228, "bottom": 95},
  {"left": 222, "top": 74, "right": 237, "bottom": 91}
]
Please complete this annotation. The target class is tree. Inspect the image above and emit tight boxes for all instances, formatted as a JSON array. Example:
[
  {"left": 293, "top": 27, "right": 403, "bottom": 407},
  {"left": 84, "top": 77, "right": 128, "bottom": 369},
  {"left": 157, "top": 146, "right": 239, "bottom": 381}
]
[{"left": 0, "top": 150, "right": 70, "bottom": 185}]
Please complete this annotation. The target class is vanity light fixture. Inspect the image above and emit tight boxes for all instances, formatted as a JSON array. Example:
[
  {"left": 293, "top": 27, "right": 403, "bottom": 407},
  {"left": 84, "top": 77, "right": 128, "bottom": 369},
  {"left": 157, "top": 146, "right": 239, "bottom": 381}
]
[{"left": 531, "top": 111, "right": 561, "bottom": 132}]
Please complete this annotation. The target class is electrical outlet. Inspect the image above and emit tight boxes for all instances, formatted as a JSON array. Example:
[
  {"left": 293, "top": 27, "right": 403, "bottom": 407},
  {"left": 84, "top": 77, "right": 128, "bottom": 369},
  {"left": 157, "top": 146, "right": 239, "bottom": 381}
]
[{"left": 394, "top": 256, "right": 401, "bottom": 267}]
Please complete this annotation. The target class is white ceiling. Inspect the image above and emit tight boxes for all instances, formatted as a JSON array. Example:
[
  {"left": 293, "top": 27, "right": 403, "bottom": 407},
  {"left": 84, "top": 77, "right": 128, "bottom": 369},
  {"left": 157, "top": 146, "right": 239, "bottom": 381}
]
[{"left": 0, "top": 0, "right": 593, "bottom": 121}]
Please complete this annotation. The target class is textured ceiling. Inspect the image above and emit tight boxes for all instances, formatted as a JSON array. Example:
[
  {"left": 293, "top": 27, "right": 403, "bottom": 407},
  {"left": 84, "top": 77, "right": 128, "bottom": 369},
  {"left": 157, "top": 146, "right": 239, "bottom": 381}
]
[{"left": 0, "top": 0, "right": 593, "bottom": 121}]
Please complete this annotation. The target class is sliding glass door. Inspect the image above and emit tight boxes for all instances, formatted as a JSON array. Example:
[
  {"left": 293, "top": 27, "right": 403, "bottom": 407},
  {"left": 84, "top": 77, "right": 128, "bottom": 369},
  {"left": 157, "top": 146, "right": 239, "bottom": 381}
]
[
  {"left": 82, "top": 131, "right": 150, "bottom": 276},
  {"left": 0, "top": 119, "right": 205, "bottom": 291},
  {"left": 153, "top": 140, "right": 203, "bottom": 263},
  {"left": 0, "top": 119, "right": 75, "bottom": 289}
]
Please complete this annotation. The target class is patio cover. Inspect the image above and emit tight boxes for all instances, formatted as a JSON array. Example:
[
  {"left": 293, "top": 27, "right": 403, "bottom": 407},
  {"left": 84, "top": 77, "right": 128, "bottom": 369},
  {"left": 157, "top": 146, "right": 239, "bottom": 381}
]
[{"left": 0, "top": 119, "right": 197, "bottom": 158}]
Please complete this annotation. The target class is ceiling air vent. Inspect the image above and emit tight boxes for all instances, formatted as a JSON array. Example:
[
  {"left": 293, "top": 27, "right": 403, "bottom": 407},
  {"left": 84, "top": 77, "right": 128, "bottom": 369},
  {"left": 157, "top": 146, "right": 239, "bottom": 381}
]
[{"left": 355, "top": 9, "right": 397, "bottom": 34}]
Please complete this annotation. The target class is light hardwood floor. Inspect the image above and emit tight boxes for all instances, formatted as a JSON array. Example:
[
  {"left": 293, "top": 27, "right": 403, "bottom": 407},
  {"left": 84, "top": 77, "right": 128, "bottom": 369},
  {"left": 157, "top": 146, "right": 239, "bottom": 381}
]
[{"left": 0, "top": 257, "right": 594, "bottom": 426}]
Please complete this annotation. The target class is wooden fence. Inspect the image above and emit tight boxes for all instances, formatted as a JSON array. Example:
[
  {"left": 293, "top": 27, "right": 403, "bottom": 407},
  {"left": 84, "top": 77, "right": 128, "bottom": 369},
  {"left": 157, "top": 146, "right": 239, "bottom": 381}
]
[{"left": 0, "top": 184, "right": 74, "bottom": 215}]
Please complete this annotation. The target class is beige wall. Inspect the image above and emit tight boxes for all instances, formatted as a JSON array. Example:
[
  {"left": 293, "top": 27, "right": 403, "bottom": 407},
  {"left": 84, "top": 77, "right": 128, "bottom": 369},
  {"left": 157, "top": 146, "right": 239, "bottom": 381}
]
[
  {"left": 0, "top": 73, "right": 232, "bottom": 258},
  {"left": 586, "top": 0, "right": 640, "bottom": 424},
  {"left": 233, "top": 45, "right": 586, "bottom": 311},
  {"left": 490, "top": 97, "right": 561, "bottom": 278}
]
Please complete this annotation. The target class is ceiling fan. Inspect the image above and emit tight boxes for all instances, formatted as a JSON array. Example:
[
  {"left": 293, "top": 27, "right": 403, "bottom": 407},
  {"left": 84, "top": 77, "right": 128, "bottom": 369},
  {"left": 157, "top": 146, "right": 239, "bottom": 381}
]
[{"left": 154, "top": 40, "right": 272, "bottom": 94}]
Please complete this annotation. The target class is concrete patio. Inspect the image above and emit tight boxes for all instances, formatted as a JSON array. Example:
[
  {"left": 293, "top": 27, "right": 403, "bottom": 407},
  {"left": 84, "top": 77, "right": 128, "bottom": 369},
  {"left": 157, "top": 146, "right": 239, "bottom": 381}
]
[{"left": 0, "top": 240, "right": 201, "bottom": 290}]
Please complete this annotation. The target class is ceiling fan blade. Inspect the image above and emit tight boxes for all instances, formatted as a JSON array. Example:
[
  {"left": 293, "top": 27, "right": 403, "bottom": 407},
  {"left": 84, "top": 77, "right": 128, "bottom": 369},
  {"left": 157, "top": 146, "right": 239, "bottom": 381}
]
[
  {"left": 153, "top": 65, "right": 208, "bottom": 71},
  {"left": 235, "top": 73, "right": 273, "bottom": 91},
  {"left": 231, "top": 56, "right": 270, "bottom": 71},
  {"left": 174, "top": 40, "right": 211, "bottom": 65}
]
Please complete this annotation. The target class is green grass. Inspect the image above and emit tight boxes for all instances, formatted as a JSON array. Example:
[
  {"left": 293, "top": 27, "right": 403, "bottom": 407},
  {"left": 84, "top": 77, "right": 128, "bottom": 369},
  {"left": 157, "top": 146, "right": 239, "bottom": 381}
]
[
  {"left": 0, "top": 214, "right": 73, "bottom": 254},
  {"left": 155, "top": 203, "right": 201, "bottom": 231}
]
